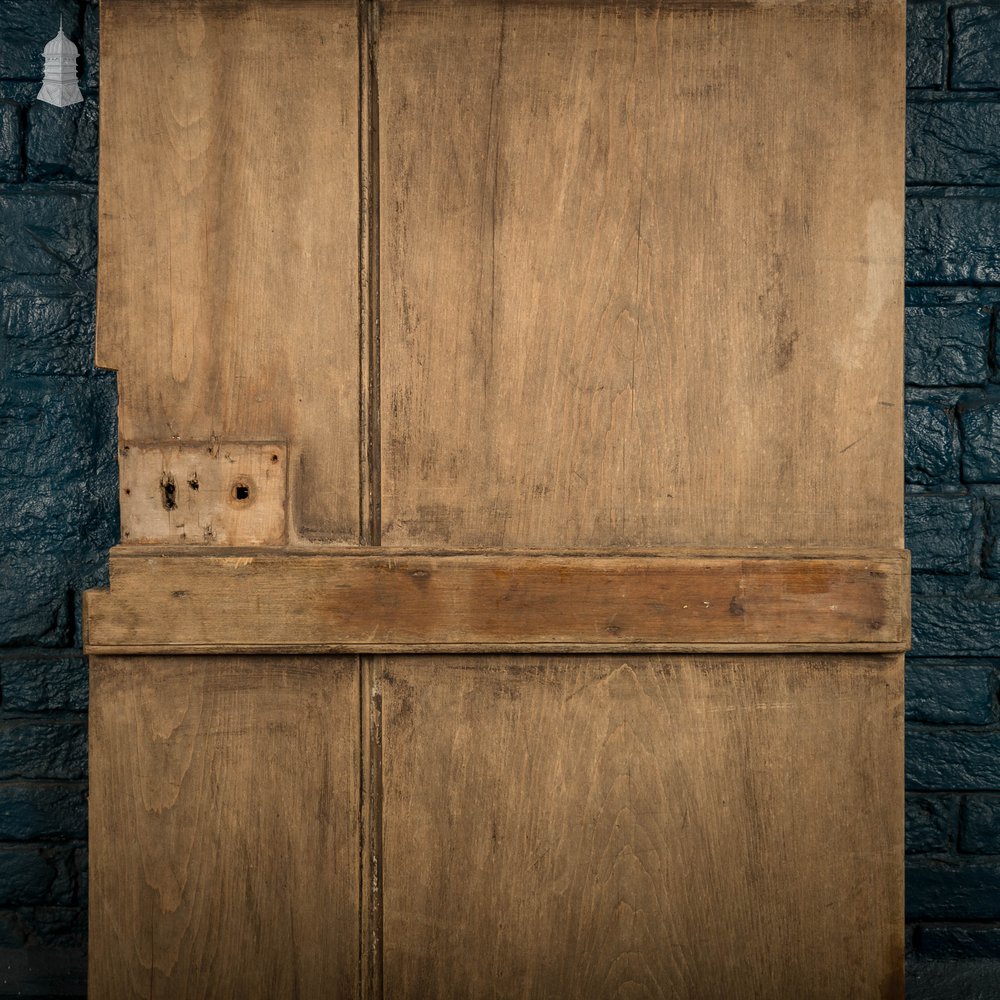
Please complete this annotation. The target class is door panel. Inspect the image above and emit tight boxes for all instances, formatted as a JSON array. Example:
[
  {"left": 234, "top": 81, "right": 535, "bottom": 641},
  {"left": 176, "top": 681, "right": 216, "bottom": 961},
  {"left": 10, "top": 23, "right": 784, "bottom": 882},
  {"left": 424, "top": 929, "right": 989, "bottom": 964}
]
[
  {"left": 378, "top": 0, "right": 903, "bottom": 550},
  {"left": 99, "top": 0, "right": 361, "bottom": 543},
  {"left": 88, "top": 656, "right": 361, "bottom": 998},
  {"left": 380, "top": 654, "right": 903, "bottom": 999}
]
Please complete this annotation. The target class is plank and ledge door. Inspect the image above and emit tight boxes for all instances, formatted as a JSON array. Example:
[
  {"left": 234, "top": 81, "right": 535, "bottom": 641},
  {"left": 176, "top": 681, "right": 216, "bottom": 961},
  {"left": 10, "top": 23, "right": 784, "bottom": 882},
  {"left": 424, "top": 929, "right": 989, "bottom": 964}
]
[{"left": 85, "top": 1, "right": 906, "bottom": 998}]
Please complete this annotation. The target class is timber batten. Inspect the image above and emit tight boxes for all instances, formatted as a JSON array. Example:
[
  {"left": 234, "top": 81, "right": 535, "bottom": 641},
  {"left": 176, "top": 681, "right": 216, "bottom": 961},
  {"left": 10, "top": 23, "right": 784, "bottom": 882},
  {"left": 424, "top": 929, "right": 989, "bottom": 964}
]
[{"left": 83, "top": 548, "right": 910, "bottom": 654}]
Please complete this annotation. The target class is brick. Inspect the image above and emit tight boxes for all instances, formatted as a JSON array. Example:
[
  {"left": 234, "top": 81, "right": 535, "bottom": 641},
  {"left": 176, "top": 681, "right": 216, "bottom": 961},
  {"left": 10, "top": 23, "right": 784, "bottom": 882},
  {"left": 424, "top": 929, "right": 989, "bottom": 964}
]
[
  {"left": 912, "top": 597, "right": 1000, "bottom": 657},
  {"left": 2, "top": 290, "right": 96, "bottom": 377},
  {"left": 908, "top": 101, "right": 1000, "bottom": 185},
  {"left": 907, "top": 1, "right": 946, "bottom": 88},
  {"left": 0, "top": 0, "right": 80, "bottom": 81},
  {"left": 0, "top": 379, "right": 118, "bottom": 646},
  {"left": 909, "top": 575, "right": 969, "bottom": 598},
  {"left": 906, "top": 957, "right": 1000, "bottom": 996},
  {"left": 984, "top": 500, "right": 1000, "bottom": 580},
  {"left": 905, "top": 402, "right": 961, "bottom": 485},
  {"left": 0, "top": 83, "right": 42, "bottom": 106},
  {"left": 952, "top": 3, "right": 1000, "bottom": 90},
  {"left": 962, "top": 400, "right": 1000, "bottom": 482},
  {"left": 907, "top": 287, "right": 996, "bottom": 308},
  {"left": 962, "top": 795, "right": 1000, "bottom": 852},
  {"left": 906, "top": 661, "right": 998, "bottom": 724},
  {"left": 0, "top": 850, "right": 58, "bottom": 907},
  {"left": 1, "top": 789, "right": 83, "bottom": 849},
  {"left": 0, "top": 722, "right": 86, "bottom": 780},
  {"left": 0, "top": 554, "right": 71, "bottom": 648},
  {"left": 28, "top": 906, "right": 86, "bottom": 947},
  {"left": 908, "top": 728, "right": 1000, "bottom": 790},
  {"left": 907, "top": 794, "right": 956, "bottom": 853},
  {"left": 26, "top": 98, "right": 97, "bottom": 183},
  {"left": 0, "top": 380, "right": 118, "bottom": 556},
  {"left": 905, "top": 306, "right": 991, "bottom": 387},
  {"left": 918, "top": 925, "right": 1000, "bottom": 959},
  {"left": 0, "top": 100, "right": 20, "bottom": 182},
  {"left": 907, "top": 196, "right": 1000, "bottom": 286},
  {"left": 0, "top": 188, "right": 96, "bottom": 282},
  {"left": 905, "top": 496, "right": 977, "bottom": 572},
  {"left": 0, "top": 784, "right": 85, "bottom": 841},
  {"left": 907, "top": 858, "right": 1000, "bottom": 918},
  {"left": 1, "top": 657, "right": 87, "bottom": 713}
]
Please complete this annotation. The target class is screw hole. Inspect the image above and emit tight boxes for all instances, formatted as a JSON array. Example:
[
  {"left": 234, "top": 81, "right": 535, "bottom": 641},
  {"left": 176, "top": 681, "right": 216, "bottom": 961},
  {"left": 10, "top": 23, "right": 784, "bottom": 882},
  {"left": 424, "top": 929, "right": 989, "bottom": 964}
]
[{"left": 271, "top": 453, "right": 279, "bottom": 464}]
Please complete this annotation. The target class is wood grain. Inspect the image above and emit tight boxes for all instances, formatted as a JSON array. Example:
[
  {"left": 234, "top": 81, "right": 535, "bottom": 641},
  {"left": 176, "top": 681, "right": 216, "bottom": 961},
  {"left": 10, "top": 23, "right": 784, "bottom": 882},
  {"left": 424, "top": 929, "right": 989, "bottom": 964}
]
[
  {"left": 98, "top": 0, "right": 360, "bottom": 544},
  {"left": 119, "top": 442, "right": 288, "bottom": 546},
  {"left": 90, "top": 0, "right": 906, "bottom": 995},
  {"left": 84, "top": 548, "right": 910, "bottom": 654},
  {"left": 379, "top": 653, "right": 904, "bottom": 999},
  {"left": 88, "top": 655, "right": 360, "bottom": 999},
  {"left": 378, "top": 0, "right": 905, "bottom": 550},
  {"left": 374, "top": 4, "right": 905, "bottom": 996}
]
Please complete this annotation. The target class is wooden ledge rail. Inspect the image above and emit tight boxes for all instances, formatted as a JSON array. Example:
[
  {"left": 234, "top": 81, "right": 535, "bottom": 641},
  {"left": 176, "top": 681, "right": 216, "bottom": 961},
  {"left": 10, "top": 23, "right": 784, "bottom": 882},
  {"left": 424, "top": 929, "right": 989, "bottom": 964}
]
[{"left": 83, "top": 548, "right": 910, "bottom": 655}]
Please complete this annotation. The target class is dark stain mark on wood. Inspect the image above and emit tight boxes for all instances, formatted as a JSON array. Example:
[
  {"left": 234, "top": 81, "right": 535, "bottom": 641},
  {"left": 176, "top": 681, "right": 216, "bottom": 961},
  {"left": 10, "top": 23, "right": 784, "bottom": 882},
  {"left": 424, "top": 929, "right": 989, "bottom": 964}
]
[{"left": 160, "top": 473, "right": 177, "bottom": 510}]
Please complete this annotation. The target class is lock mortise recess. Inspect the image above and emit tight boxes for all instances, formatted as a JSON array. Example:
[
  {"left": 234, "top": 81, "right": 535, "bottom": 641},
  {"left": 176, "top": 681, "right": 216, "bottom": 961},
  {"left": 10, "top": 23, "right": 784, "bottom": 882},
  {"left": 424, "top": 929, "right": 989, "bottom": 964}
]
[{"left": 119, "top": 442, "right": 288, "bottom": 546}]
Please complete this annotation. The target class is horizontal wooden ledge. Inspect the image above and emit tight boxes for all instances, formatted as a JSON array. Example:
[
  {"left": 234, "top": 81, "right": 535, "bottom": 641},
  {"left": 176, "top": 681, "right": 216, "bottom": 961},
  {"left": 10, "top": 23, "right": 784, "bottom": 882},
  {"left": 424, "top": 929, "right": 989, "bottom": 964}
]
[{"left": 82, "top": 547, "right": 910, "bottom": 655}]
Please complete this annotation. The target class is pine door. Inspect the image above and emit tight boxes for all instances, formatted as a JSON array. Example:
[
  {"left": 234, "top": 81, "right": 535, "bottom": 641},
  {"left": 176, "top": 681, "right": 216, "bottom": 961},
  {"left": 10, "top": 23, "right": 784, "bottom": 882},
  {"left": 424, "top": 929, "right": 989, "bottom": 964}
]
[{"left": 85, "top": 2, "right": 907, "bottom": 997}]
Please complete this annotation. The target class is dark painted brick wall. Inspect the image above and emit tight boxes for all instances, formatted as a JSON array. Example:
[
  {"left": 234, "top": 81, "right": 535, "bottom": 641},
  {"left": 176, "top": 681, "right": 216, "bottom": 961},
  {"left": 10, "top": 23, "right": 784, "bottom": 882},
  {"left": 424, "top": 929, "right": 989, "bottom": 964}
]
[
  {"left": 0, "top": 0, "right": 108, "bottom": 994},
  {"left": 2, "top": 0, "right": 1000, "bottom": 994},
  {"left": 906, "top": 0, "right": 1000, "bottom": 975}
]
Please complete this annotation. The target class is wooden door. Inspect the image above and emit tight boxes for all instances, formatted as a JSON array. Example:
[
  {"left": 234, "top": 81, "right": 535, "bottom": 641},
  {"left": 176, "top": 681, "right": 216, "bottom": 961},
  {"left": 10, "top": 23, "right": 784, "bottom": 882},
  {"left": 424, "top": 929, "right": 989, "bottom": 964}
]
[{"left": 85, "top": 1, "right": 907, "bottom": 997}]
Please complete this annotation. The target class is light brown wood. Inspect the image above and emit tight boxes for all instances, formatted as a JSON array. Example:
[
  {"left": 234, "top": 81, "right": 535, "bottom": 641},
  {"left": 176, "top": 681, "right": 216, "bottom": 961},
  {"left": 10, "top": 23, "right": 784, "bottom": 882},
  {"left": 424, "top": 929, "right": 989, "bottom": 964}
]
[
  {"left": 379, "top": 653, "right": 904, "bottom": 1000},
  {"left": 89, "top": 0, "right": 907, "bottom": 995},
  {"left": 84, "top": 548, "right": 910, "bottom": 654},
  {"left": 372, "top": 2, "right": 905, "bottom": 996},
  {"left": 119, "top": 441, "right": 288, "bottom": 545},
  {"left": 88, "top": 655, "right": 360, "bottom": 999},
  {"left": 98, "top": 0, "right": 361, "bottom": 544},
  {"left": 378, "top": 0, "right": 904, "bottom": 550}
]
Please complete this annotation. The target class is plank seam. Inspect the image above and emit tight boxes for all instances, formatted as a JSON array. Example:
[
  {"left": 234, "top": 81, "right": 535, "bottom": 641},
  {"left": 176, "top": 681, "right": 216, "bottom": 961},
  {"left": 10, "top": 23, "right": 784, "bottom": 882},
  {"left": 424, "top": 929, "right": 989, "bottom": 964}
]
[{"left": 359, "top": 5, "right": 384, "bottom": 998}]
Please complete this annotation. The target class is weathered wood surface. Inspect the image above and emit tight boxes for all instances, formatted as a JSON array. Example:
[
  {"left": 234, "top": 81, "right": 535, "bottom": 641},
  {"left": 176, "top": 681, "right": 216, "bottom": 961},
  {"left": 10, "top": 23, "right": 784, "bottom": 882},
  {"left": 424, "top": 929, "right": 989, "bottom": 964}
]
[
  {"left": 119, "top": 442, "right": 288, "bottom": 546},
  {"left": 84, "top": 548, "right": 910, "bottom": 654},
  {"left": 90, "top": 0, "right": 906, "bottom": 996},
  {"left": 88, "top": 655, "right": 360, "bottom": 999},
  {"left": 372, "top": 1, "right": 906, "bottom": 996},
  {"left": 379, "top": 653, "right": 904, "bottom": 999},
  {"left": 98, "top": 0, "right": 360, "bottom": 544},
  {"left": 378, "top": 0, "right": 904, "bottom": 550}
]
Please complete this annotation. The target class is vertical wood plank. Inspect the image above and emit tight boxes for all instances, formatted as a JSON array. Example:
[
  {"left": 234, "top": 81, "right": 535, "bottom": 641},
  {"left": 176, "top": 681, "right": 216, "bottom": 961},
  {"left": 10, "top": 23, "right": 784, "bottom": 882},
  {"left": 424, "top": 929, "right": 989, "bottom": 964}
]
[
  {"left": 378, "top": 0, "right": 904, "bottom": 549},
  {"left": 98, "top": 0, "right": 361, "bottom": 543},
  {"left": 374, "top": 4, "right": 904, "bottom": 995},
  {"left": 380, "top": 654, "right": 904, "bottom": 999},
  {"left": 88, "top": 656, "right": 361, "bottom": 998}
]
